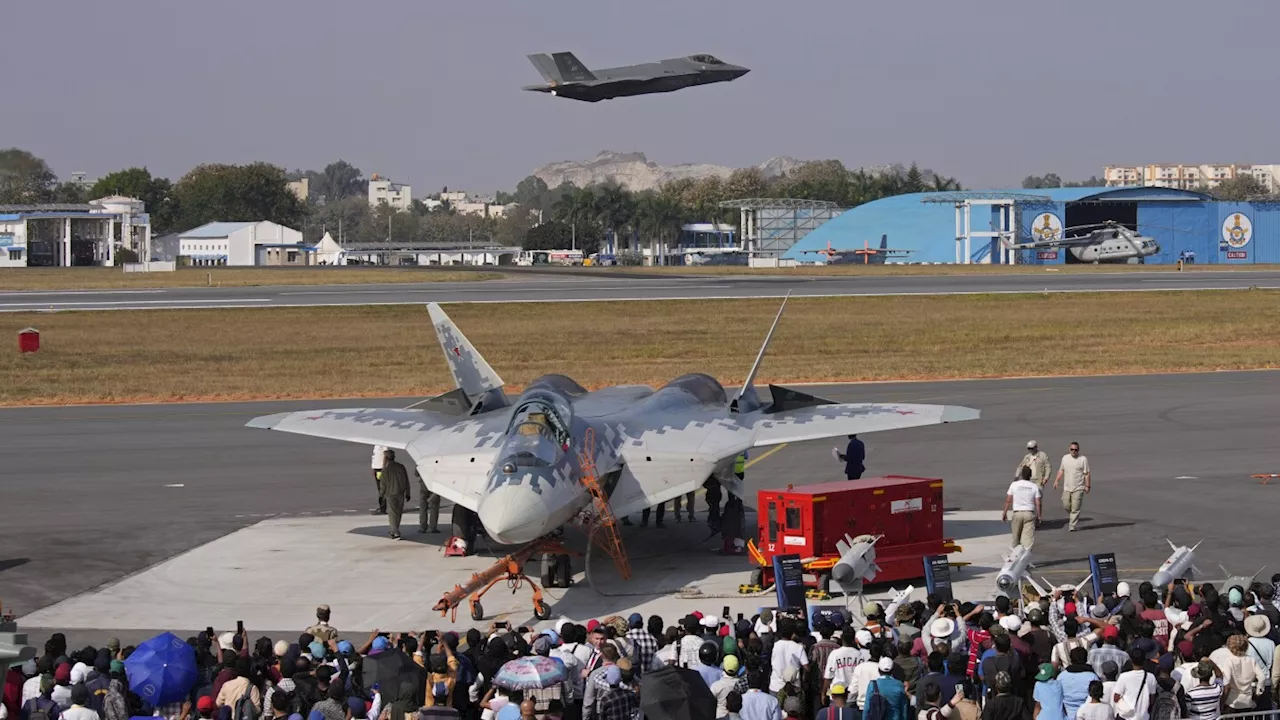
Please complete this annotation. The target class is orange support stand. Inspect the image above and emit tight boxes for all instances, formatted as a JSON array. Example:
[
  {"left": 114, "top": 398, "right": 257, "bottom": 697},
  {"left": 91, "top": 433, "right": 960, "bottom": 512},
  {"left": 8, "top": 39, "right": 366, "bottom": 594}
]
[{"left": 1252, "top": 474, "right": 1279, "bottom": 485}]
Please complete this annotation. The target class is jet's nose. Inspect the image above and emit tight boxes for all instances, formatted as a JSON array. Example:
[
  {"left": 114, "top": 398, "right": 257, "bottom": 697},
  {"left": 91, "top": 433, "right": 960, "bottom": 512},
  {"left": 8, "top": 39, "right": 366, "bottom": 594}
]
[
  {"left": 728, "top": 66, "right": 750, "bottom": 80},
  {"left": 477, "top": 481, "right": 553, "bottom": 545}
]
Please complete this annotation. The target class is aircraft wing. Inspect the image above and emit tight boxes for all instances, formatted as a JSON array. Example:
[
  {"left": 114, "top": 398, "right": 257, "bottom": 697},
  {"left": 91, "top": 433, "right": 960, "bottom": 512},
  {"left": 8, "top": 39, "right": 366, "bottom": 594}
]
[
  {"left": 606, "top": 402, "right": 978, "bottom": 518},
  {"left": 246, "top": 407, "right": 509, "bottom": 513}
]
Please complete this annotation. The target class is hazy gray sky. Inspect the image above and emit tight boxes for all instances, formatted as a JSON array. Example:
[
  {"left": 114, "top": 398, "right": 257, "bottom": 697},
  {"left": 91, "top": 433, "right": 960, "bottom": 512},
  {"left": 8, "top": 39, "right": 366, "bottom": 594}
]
[{"left": 5, "top": 0, "right": 1278, "bottom": 192}]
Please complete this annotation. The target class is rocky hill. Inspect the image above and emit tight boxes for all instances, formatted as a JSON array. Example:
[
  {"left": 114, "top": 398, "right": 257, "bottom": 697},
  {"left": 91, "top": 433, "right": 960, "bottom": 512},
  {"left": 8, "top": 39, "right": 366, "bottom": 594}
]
[
  {"left": 531, "top": 151, "right": 942, "bottom": 192},
  {"left": 532, "top": 151, "right": 808, "bottom": 192}
]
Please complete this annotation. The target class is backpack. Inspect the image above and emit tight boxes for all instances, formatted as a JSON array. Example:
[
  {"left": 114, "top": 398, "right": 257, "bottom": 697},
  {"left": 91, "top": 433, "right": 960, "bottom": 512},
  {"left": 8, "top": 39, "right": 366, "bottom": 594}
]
[
  {"left": 862, "top": 680, "right": 888, "bottom": 720},
  {"left": 1150, "top": 685, "right": 1179, "bottom": 720},
  {"left": 234, "top": 684, "right": 260, "bottom": 720},
  {"left": 27, "top": 697, "right": 59, "bottom": 720}
]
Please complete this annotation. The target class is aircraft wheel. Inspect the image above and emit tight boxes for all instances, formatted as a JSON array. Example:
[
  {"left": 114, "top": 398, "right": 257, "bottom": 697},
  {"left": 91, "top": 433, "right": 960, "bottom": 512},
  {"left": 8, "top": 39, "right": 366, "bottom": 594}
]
[
  {"left": 534, "top": 601, "right": 552, "bottom": 621},
  {"left": 470, "top": 602, "right": 484, "bottom": 622},
  {"left": 556, "top": 554, "right": 573, "bottom": 588}
]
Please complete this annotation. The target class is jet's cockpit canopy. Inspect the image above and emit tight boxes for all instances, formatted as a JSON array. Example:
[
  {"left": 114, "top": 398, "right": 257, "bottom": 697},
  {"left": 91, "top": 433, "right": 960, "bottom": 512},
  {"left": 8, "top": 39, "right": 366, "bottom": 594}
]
[
  {"left": 688, "top": 54, "right": 725, "bottom": 65},
  {"left": 500, "top": 393, "right": 572, "bottom": 471}
]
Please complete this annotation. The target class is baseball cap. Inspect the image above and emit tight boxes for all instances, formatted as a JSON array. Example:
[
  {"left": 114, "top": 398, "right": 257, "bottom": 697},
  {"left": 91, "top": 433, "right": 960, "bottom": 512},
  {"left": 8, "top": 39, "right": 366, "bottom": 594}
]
[
  {"left": 1035, "top": 663, "right": 1056, "bottom": 682},
  {"left": 586, "top": 619, "right": 600, "bottom": 632},
  {"left": 628, "top": 613, "right": 644, "bottom": 629},
  {"left": 309, "top": 641, "right": 326, "bottom": 659},
  {"left": 1027, "top": 440, "right": 1037, "bottom": 448},
  {"left": 337, "top": 640, "right": 355, "bottom": 655},
  {"left": 723, "top": 655, "right": 739, "bottom": 674},
  {"left": 831, "top": 685, "right": 847, "bottom": 696},
  {"left": 54, "top": 664, "right": 71, "bottom": 683},
  {"left": 197, "top": 697, "right": 216, "bottom": 713},
  {"left": 999, "top": 615, "right": 1022, "bottom": 633},
  {"left": 109, "top": 660, "right": 124, "bottom": 675},
  {"left": 371, "top": 636, "right": 391, "bottom": 653},
  {"left": 855, "top": 629, "right": 873, "bottom": 645},
  {"left": 877, "top": 657, "right": 893, "bottom": 672},
  {"left": 1102, "top": 625, "right": 1119, "bottom": 641},
  {"left": 863, "top": 602, "right": 882, "bottom": 617},
  {"left": 701, "top": 616, "right": 718, "bottom": 629},
  {"left": 218, "top": 632, "right": 236, "bottom": 651},
  {"left": 604, "top": 666, "right": 621, "bottom": 686},
  {"left": 274, "top": 640, "right": 290, "bottom": 657},
  {"left": 1116, "top": 582, "right": 1131, "bottom": 598}
]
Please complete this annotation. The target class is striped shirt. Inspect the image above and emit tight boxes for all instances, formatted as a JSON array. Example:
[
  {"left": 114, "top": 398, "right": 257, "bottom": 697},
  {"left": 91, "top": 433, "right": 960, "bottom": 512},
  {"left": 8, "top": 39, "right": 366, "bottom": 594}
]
[{"left": 1184, "top": 681, "right": 1223, "bottom": 720}]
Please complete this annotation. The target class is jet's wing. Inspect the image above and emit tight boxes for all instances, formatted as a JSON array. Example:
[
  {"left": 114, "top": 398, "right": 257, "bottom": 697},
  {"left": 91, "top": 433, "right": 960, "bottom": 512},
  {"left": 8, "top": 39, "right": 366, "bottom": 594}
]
[
  {"left": 246, "top": 407, "right": 457, "bottom": 449},
  {"left": 607, "top": 402, "right": 977, "bottom": 519},
  {"left": 247, "top": 408, "right": 510, "bottom": 512}
]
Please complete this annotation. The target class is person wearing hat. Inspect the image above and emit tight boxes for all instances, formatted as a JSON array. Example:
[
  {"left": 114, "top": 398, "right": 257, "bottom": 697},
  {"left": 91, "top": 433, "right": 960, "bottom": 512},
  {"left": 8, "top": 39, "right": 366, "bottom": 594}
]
[
  {"left": 985, "top": 671, "right": 1029, "bottom": 720},
  {"left": 306, "top": 606, "right": 339, "bottom": 642},
  {"left": 866, "top": 657, "right": 909, "bottom": 720},
  {"left": 819, "top": 684, "right": 856, "bottom": 720},
  {"left": 1184, "top": 660, "right": 1224, "bottom": 720},
  {"left": 712, "top": 655, "right": 744, "bottom": 718},
  {"left": 1018, "top": 441, "right": 1052, "bottom": 488},
  {"left": 1004, "top": 465, "right": 1043, "bottom": 550},
  {"left": 1243, "top": 614, "right": 1275, "bottom": 709},
  {"left": 419, "top": 683, "right": 457, "bottom": 720}
]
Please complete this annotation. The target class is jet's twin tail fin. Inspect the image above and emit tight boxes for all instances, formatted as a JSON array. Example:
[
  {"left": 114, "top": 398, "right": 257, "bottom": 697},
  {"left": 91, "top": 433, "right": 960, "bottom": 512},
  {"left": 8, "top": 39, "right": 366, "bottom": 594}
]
[
  {"left": 427, "top": 303, "right": 505, "bottom": 409},
  {"left": 731, "top": 292, "right": 789, "bottom": 414},
  {"left": 527, "top": 52, "right": 596, "bottom": 84}
]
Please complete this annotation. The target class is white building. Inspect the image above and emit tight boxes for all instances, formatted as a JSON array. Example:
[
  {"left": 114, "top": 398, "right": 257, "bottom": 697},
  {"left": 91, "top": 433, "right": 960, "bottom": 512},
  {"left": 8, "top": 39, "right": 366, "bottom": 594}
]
[
  {"left": 178, "top": 221, "right": 306, "bottom": 266},
  {"left": 1104, "top": 163, "right": 1280, "bottom": 192},
  {"left": 368, "top": 174, "right": 412, "bottom": 211},
  {"left": 0, "top": 197, "right": 151, "bottom": 268}
]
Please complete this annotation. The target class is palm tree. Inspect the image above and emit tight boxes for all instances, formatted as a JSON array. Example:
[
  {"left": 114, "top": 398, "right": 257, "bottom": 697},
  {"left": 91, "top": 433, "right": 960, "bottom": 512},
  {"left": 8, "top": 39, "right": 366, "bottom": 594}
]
[
  {"left": 635, "top": 192, "right": 683, "bottom": 264},
  {"left": 593, "top": 183, "right": 634, "bottom": 256}
]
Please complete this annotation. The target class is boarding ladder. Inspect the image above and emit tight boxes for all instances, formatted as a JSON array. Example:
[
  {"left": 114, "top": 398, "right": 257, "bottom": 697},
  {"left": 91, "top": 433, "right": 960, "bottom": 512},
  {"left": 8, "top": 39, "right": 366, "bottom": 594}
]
[{"left": 577, "top": 427, "right": 632, "bottom": 580}]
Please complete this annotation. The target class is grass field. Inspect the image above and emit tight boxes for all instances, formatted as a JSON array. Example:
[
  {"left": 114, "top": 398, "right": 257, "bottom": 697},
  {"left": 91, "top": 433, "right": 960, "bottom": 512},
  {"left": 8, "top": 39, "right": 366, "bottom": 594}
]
[
  {"left": 0, "top": 267, "right": 504, "bottom": 290},
  {"left": 2, "top": 291, "right": 1278, "bottom": 405}
]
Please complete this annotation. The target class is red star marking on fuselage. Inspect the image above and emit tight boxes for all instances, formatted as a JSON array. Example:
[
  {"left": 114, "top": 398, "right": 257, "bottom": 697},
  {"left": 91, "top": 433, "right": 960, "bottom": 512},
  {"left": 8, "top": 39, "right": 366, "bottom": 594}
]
[
  {"left": 305, "top": 415, "right": 324, "bottom": 420},
  {"left": 894, "top": 410, "right": 916, "bottom": 415},
  {"left": 452, "top": 346, "right": 462, "bottom": 357}
]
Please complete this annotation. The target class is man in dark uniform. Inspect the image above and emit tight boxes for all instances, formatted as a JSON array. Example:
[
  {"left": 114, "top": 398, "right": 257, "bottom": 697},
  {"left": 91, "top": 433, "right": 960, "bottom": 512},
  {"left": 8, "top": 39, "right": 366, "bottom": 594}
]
[
  {"left": 837, "top": 434, "right": 865, "bottom": 480},
  {"left": 380, "top": 449, "right": 410, "bottom": 540}
]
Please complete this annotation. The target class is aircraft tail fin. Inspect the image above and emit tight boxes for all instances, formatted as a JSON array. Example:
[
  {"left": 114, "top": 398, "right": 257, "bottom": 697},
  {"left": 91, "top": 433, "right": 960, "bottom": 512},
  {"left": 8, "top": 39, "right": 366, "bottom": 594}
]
[
  {"left": 880, "top": 234, "right": 888, "bottom": 250},
  {"left": 527, "top": 52, "right": 596, "bottom": 83},
  {"left": 427, "top": 303, "right": 505, "bottom": 403},
  {"left": 731, "top": 293, "right": 789, "bottom": 413}
]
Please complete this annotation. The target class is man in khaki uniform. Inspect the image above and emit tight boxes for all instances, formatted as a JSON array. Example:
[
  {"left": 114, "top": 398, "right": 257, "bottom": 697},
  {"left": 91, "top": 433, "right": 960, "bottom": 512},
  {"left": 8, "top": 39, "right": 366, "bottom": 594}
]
[
  {"left": 380, "top": 449, "right": 410, "bottom": 540},
  {"left": 1052, "top": 442, "right": 1090, "bottom": 532},
  {"left": 1017, "top": 440, "right": 1052, "bottom": 487},
  {"left": 305, "top": 605, "right": 338, "bottom": 642}
]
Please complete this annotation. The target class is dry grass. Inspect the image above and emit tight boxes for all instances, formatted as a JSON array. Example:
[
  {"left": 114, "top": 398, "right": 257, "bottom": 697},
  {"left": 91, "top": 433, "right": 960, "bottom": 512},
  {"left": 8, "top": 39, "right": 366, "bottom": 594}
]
[
  {"left": 594, "top": 263, "right": 1280, "bottom": 277},
  {"left": 0, "top": 267, "right": 504, "bottom": 291},
  {"left": 2, "top": 291, "right": 1279, "bottom": 405}
]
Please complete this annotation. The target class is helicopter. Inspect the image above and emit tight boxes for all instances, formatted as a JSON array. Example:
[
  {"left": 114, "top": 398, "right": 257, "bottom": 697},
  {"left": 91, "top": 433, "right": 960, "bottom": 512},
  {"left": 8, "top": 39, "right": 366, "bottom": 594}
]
[{"left": 1006, "top": 220, "right": 1160, "bottom": 263}]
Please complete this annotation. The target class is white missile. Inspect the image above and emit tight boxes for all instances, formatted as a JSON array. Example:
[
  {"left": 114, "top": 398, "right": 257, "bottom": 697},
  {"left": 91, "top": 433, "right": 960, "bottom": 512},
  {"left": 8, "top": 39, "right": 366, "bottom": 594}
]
[
  {"left": 831, "top": 533, "right": 882, "bottom": 593},
  {"left": 1153, "top": 539, "right": 1202, "bottom": 588},
  {"left": 995, "top": 544, "right": 1039, "bottom": 598}
]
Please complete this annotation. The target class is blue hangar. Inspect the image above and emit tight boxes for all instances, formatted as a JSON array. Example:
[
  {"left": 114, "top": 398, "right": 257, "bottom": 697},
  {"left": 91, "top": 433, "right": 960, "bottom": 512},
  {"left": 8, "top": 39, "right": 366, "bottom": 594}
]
[{"left": 783, "top": 186, "right": 1278, "bottom": 265}]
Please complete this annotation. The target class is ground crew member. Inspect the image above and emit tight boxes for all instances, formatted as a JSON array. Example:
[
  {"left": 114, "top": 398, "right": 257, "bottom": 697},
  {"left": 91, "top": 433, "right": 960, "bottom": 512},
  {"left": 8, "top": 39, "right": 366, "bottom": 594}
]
[
  {"left": 380, "top": 449, "right": 410, "bottom": 540},
  {"left": 371, "top": 444, "right": 388, "bottom": 515},
  {"left": 674, "top": 490, "right": 696, "bottom": 523},
  {"left": 1017, "top": 440, "right": 1052, "bottom": 487},
  {"left": 417, "top": 469, "right": 441, "bottom": 534},
  {"left": 305, "top": 605, "right": 338, "bottom": 642},
  {"left": 1052, "top": 441, "right": 1090, "bottom": 532},
  {"left": 1003, "top": 465, "right": 1042, "bottom": 549},
  {"left": 836, "top": 434, "right": 865, "bottom": 479}
]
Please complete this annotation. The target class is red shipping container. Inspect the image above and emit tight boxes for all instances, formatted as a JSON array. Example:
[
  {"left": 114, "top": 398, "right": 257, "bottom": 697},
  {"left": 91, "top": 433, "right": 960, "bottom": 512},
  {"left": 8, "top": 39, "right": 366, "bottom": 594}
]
[
  {"left": 18, "top": 328, "right": 39, "bottom": 353},
  {"left": 755, "top": 475, "right": 956, "bottom": 586}
]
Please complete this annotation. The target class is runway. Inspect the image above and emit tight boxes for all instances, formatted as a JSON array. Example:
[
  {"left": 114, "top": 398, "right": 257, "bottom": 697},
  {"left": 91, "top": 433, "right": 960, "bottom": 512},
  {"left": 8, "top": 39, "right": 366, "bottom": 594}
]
[
  {"left": 4, "top": 370, "right": 1278, "bottom": 639},
  {"left": 2, "top": 269, "right": 1280, "bottom": 311}
]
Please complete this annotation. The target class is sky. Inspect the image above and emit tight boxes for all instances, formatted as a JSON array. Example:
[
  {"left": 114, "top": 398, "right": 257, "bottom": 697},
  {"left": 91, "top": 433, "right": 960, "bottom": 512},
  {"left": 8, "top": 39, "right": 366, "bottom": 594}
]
[{"left": 5, "top": 0, "right": 1279, "bottom": 193}]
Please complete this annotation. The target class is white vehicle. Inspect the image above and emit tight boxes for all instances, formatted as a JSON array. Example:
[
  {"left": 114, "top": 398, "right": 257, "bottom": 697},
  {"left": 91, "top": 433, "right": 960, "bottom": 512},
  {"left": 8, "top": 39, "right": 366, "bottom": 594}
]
[{"left": 516, "top": 249, "right": 583, "bottom": 266}]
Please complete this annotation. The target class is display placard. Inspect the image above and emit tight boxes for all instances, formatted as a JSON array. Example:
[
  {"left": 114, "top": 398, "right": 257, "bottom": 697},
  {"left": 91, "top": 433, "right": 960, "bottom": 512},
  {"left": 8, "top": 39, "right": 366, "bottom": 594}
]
[
  {"left": 1090, "top": 553, "right": 1118, "bottom": 598},
  {"left": 773, "top": 553, "right": 808, "bottom": 610},
  {"left": 923, "top": 555, "right": 953, "bottom": 601}
]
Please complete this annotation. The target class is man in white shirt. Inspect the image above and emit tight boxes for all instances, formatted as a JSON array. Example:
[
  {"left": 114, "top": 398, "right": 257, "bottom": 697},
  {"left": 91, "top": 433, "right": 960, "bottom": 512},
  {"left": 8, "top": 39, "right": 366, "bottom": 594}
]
[
  {"left": 1112, "top": 648, "right": 1156, "bottom": 720},
  {"left": 850, "top": 647, "right": 885, "bottom": 713},
  {"left": 1053, "top": 442, "right": 1091, "bottom": 532},
  {"left": 1003, "top": 465, "right": 1043, "bottom": 549},
  {"left": 823, "top": 632, "right": 863, "bottom": 699},
  {"left": 371, "top": 444, "right": 388, "bottom": 515},
  {"left": 769, "top": 624, "right": 809, "bottom": 693}
]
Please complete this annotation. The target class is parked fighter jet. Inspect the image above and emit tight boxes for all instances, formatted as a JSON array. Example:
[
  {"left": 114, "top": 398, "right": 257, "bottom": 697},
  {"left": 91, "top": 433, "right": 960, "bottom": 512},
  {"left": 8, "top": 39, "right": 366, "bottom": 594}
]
[
  {"left": 247, "top": 299, "right": 978, "bottom": 616},
  {"left": 522, "top": 51, "right": 749, "bottom": 102},
  {"left": 1007, "top": 221, "right": 1160, "bottom": 263}
]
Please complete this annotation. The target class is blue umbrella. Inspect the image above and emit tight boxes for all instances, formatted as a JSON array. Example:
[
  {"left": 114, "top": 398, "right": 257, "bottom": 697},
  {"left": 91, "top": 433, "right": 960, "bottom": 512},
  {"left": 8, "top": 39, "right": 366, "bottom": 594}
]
[{"left": 124, "top": 632, "right": 197, "bottom": 706}]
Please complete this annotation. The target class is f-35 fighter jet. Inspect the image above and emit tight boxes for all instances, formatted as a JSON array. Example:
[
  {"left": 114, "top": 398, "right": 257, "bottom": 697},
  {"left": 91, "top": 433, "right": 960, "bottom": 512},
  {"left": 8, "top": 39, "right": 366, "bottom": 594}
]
[{"left": 523, "top": 51, "right": 749, "bottom": 102}]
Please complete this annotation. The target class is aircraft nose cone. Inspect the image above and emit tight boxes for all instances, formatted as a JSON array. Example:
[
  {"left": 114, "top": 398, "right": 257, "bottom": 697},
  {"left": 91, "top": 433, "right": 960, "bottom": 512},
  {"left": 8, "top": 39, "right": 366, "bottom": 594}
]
[
  {"left": 1153, "top": 571, "right": 1174, "bottom": 588},
  {"left": 477, "top": 482, "right": 551, "bottom": 545}
]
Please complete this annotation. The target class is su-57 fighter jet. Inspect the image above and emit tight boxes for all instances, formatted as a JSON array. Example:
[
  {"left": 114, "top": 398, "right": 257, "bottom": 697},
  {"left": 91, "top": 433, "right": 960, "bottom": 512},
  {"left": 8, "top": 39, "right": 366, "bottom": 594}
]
[
  {"left": 522, "top": 51, "right": 749, "bottom": 102},
  {"left": 247, "top": 298, "right": 978, "bottom": 620}
]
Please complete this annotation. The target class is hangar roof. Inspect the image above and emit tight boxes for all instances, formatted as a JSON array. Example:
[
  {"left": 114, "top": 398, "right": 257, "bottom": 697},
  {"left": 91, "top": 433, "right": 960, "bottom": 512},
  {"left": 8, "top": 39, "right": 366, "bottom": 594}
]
[
  {"left": 783, "top": 186, "right": 1213, "bottom": 260},
  {"left": 179, "top": 221, "right": 257, "bottom": 238}
]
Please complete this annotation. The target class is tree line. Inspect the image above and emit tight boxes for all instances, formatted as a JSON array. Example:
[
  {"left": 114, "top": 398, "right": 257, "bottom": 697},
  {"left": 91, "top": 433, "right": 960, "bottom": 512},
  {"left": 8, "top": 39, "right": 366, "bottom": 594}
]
[{"left": 2, "top": 148, "right": 972, "bottom": 254}]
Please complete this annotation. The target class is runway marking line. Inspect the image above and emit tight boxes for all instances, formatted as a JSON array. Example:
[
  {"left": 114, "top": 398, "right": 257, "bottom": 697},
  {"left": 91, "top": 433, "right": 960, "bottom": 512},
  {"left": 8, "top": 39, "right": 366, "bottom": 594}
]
[{"left": 745, "top": 444, "right": 789, "bottom": 469}]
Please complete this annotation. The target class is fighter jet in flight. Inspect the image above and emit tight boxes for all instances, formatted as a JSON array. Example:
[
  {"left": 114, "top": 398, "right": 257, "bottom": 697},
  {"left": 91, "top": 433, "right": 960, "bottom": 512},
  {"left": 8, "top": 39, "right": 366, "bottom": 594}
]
[
  {"left": 247, "top": 299, "right": 978, "bottom": 618},
  {"left": 522, "top": 51, "right": 749, "bottom": 102}
]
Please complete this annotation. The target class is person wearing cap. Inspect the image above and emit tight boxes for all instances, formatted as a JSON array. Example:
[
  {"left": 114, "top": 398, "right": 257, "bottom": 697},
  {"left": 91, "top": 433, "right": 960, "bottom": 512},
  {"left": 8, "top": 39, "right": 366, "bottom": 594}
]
[
  {"left": 1018, "top": 442, "right": 1052, "bottom": 488},
  {"left": 867, "top": 657, "right": 909, "bottom": 720},
  {"left": 49, "top": 663, "right": 72, "bottom": 708},
  {"left": 306, "top": 606, "right": 339, "bottom": 642},
  {"left": 713, "top": 656, "right": 744, "bottom": 718},
  {"left": 1183, "top": 661, "right": 1224, "bottom": 720},
  {"left": 1087, "top": 626, "right": 1128, "bottom": 681},
  {"left": 623, "top": 614, "right": 657, "bottom": 677},
  {"left": 817, "top": 684, "right": 855, "bottom": 720},
  {"left": 420, "top": 682, "right": 459, "bottom": 720},
  {"left": 592, "top": 661, "right": 637, "bottom": 720},
  {"left": 20, "top": 673, "right": 64, "bottom": 720},
  {"left": 985, "top": 671, "right": 1029, "bottom": 720},
  {"left": 379, "top": 449, "right": 410, "bottom": 540},
  {"left": 370, "top": 444, "right": 389, "bottom": 515},
  {"left": 1004, "top": 465, "right": 1042, "bottom": 550},
  {"left": 1052, "top": 442, "right": 1090, "bottom": 532}
]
